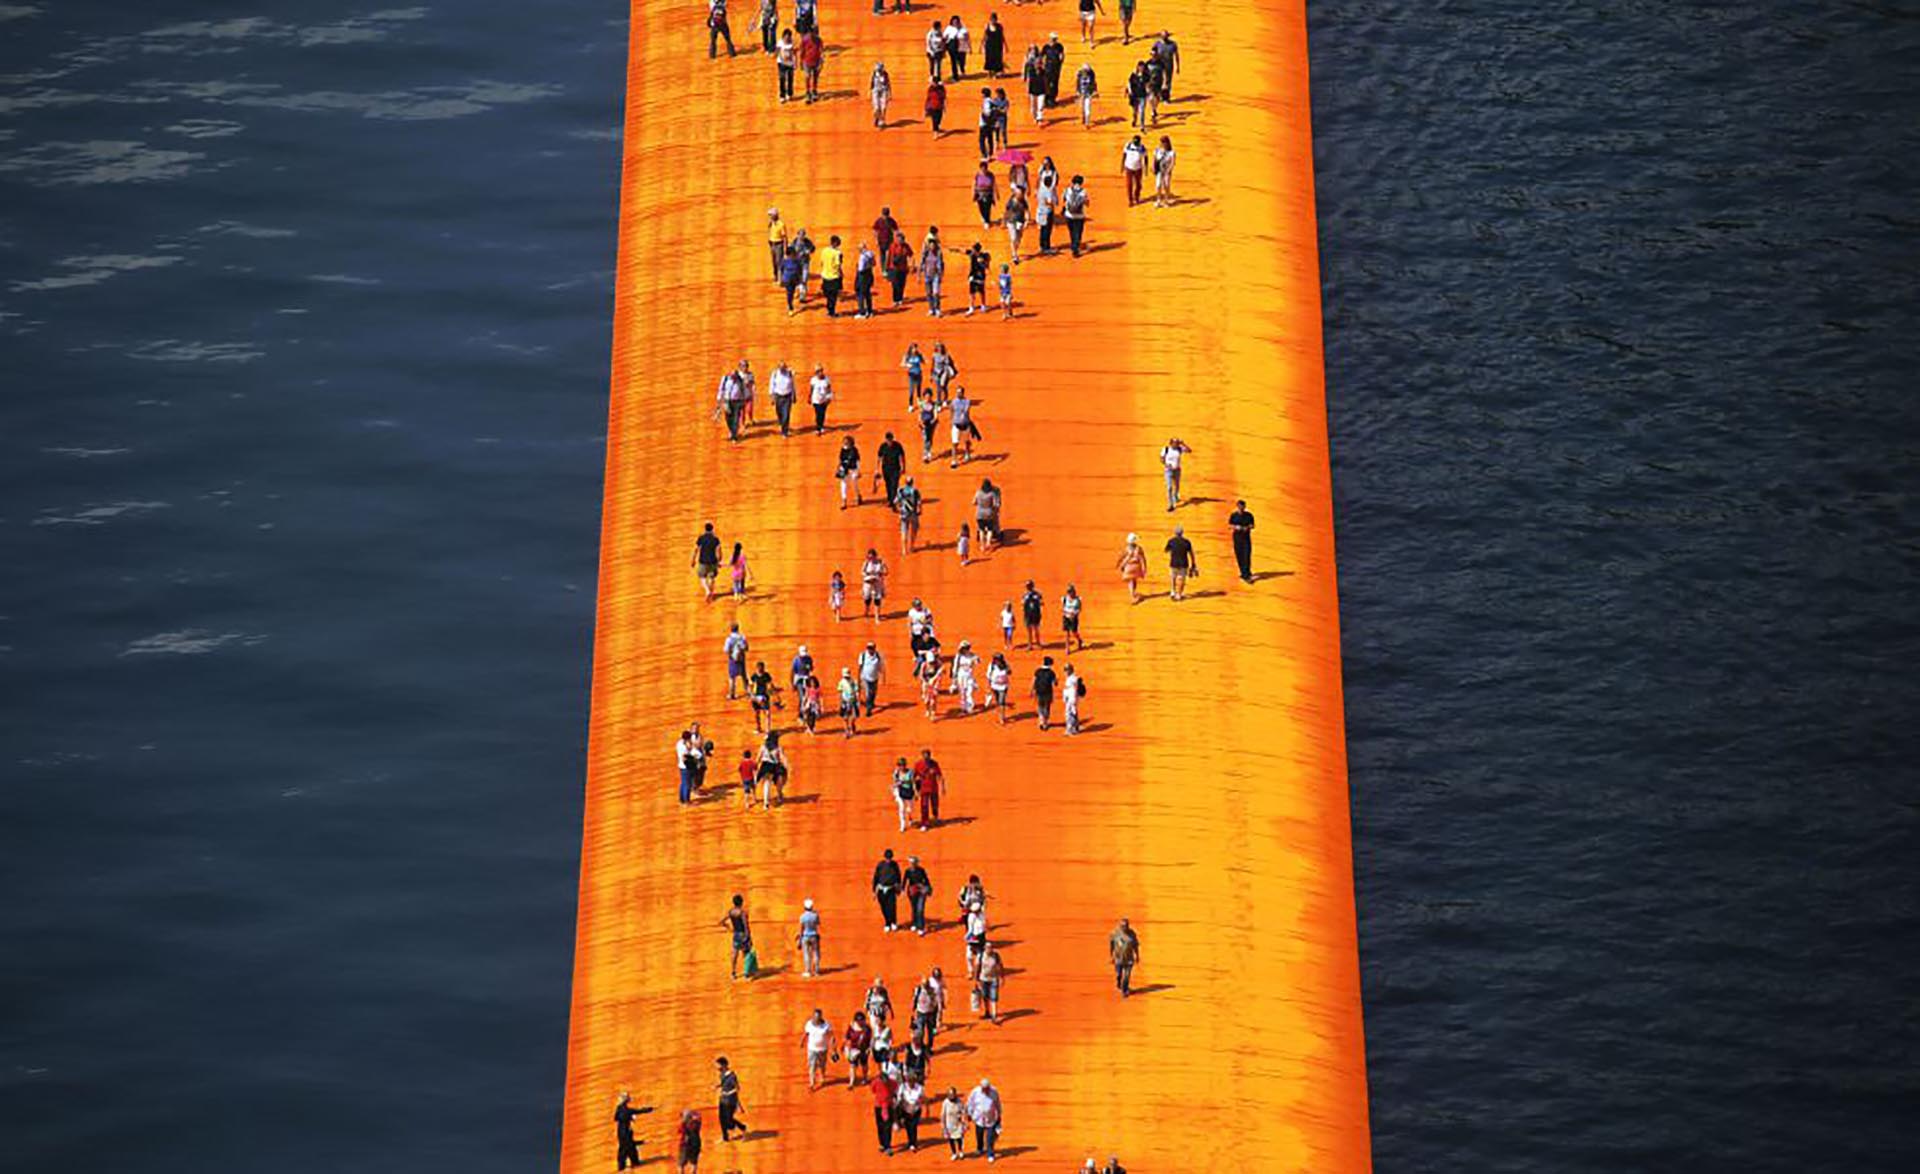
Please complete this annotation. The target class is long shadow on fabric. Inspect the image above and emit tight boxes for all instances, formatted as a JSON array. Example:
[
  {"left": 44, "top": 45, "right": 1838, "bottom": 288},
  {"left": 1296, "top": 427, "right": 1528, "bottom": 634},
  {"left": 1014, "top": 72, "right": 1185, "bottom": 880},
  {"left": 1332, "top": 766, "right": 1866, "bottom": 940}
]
[
  {"left": 752, "top": 964, "right": 790, "bottom": 980},
  {"left": 1249, "top": 570, "right": 1294, "bottom": 582},
  {"left": 1075, "top": 722, "right": 1114, "bottom": 735},
  {"left": 995, "top": 1008, "right": 1041, "bottom": 1023},
  {"left": 778, "top": 793, "right": 823, "bottom": 805},
  {"left": 818, "top": 963, "right": 860, "bottom": 976},
  {"left": 1076, "top": 240, "right": 1126, "bottom": 256},
  {"left": 1182, "top": 589, "right": 1227, "bottom": 601},
  {"left": 738, "top": 1128, "right": 783, "bottom": 1141},
  {"left": 996, "top": 1145, "right": 1040, "bottom": 1159},
  {"left": 995, "top": 527, "right": 1028, "bottom": 545},
  {"left": 814, "top": 89, "right": 860, "bottom": 102},
  {"left": 1128, "top": 983, "right": 1176, "bottom": 996}
]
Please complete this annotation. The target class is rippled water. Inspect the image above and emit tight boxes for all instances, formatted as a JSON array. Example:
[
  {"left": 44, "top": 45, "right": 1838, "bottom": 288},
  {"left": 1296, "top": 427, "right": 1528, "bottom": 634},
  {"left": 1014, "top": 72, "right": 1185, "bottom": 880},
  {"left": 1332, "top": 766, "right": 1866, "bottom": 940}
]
[
  {"left": 1315, "top": 2, "right": 1920, "bottom": 1170},
  {"left": 4, "top": 1, "right": 1918, "bottom": 1170}
]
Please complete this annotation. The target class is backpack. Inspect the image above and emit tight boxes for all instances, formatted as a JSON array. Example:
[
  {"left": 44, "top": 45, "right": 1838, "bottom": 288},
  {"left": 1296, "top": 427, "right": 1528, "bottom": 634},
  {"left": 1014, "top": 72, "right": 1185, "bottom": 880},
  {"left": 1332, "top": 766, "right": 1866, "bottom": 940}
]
[
  {"left": 743, "top": 947, "right": 760, "bottom": 978},
  {"left": 1076, "top": 679, "right": 1088, "bottom": 698}
]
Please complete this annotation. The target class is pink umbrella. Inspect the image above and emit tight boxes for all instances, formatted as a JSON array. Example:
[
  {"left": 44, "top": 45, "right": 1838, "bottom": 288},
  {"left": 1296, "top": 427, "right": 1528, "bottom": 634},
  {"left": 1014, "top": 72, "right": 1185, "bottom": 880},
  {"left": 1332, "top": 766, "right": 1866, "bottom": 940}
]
[{"left": 993, "top": 148, "right": 1032, "bottom": 165}]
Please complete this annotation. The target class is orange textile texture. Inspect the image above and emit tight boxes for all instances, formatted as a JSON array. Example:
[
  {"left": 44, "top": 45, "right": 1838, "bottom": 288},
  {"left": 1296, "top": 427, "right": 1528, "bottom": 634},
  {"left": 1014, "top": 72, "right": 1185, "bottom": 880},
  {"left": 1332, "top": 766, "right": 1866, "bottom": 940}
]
[{"left": 560, "top": 1, "right": 1368, "bottom": 1170}]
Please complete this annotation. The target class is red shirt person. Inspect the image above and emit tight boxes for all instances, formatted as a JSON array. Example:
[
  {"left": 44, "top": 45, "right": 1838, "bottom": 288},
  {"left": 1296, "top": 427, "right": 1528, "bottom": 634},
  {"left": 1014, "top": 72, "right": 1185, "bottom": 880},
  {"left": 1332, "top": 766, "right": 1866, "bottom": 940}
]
[
  {"left": 870, "top": 1072, "right": 899, "bottom": 1154},
  {"left": 911, "top": 750, "right": 945, "bottom": 828}
]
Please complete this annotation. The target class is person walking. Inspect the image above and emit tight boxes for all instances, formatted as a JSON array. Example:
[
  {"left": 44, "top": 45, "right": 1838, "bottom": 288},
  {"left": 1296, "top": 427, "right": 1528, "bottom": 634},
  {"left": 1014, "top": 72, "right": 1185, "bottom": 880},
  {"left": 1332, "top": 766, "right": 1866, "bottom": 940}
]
[
  {"left": 1152, "top": 133, "right": 1176, "bottom": 205},
  {"left": 615, "top": 1091, "right": 655, "bottom": 1170},
  {"left": 1119, "top": 0, "right": 1137, "bottom": 43},
  {"left": 1023, "top": 44, "right": 1048, "bottom": 124},
  {"left": 896, "top": 1074, "right": 927, "bottom": 1152},
  {"left": 857, "top": 639, "right": 885, "bottom": 712},
  {"left": 721, "top": 894, "right": 754, "bottom": 979},
  {"left": 767, "top": 358, "right": 796, "bottom": 436},
  {"left": 817, "top": 233, "right": 844, "bottom": 316},
  {"left": 836, "top": 435, "right": 862, "bottom": 508},
  {"left": 693, "top": 522, "right": 723, "bottom": 601},
  {"left": 919, "top": 227, "right": 947, "bottom": 317},
  {"left": 912, "top": 748, "right": 945, "bottom": 830},
  {"left": 845, "top": 1011, "right": 873, "bottom": 1088},
  {"left": 853, "top": 240, "right": 878, "bottom": 317},
  {"left": 793, "top": 0, "right": 817, "bottom": 33},
  {"left": 952, "top": 640, "right": 980, "bottom": 713},
  {"left": 973, "top": 477, "right": 1002, "bottom": 549},
  {"left": 1002, "top": 187, "right": 1028, "bottom": 263},
  {"left": 808, "top": 363, "right": 834, "bottom": 433},
  {"left": 714, "top": 1057, "right": 747, "bottom": 1141},
  {"left": 1061, "top": 583, "right": 1085, "bottom": 650},
  {"left": 983, "top": 12, "right": 1007, "bottom": 75},
  {"left": 774, "top": 28, "right": 797, "bottom": 101},
  {"left": 676, "top": 1109, "right": 702, "bottom": 1174},
  {"left": 873, "top": 205, "right": 901, "bottom": 261},
  {"left": 964, "top": 242, "right": 991, "bottom": 315},
  {"left": 802, "top": 1007, "right": 833, "bottom": 1088},
  {"left": 997, "top": 262, "right": 1014, "bottom": 319},
  {"left": 915, "top": 644, "right": 943, "bottom": 719},
  {"left": 756, "top": 0, "right": 777, "bottom": 52},
  {"left": 944, "top": 15, "right": 970, "bottom": 79},
  {"left": 870, "top": 60, "right": 892, "bottom": 127},
  {"left": 722, "top": 623, "right": 748, "bottom": 700},
  {"left": 1062, "top": 662, "right": 1085, "bottom": 734},
  {"left": 1031, "top": 655, "right": 1059, "bottom": 729},
  {"left": 707, "top": 0, "right": 736, "bottom": 58},
  {"left": 1109, "top": 917, "right": 1141, "bottom": 996},
  {"left": 987, "top": 652, "right": 1011, "bottom": 723},
  {"left": 975, "top": 943, "right": 1004, "bottom": 1023},
  {"left": 777, "top": 244, "right": 805, "bottom": 316},
  {"left": 1164, "top": 525, "right": 1197, "bottom": 600},
  {"left": 1122, "top": 133, "right": 1147, "bottom": 205},
  {"left": 928, "top": 341, "right": 959, "bottom": 402},
  {"left": 900, "top": 342, "right": 925, "bottom": 404},
  {"left": 903, "top": 853, "right": 933, "bottom": 934},
  {"left": 797, "top": 24, "right": 824, "bottom": 101},
  {"left": 924, "top": 73, "right": 948, "bottom": 133},
  {"left": 991, "top": 85, "right": 1013, "bottom": 149},
  {"left": 866, "top": 974, "right": 895, "bottom": 1030},
  {"left": 837, "top": 667, "right": 860, "bottom": 736},
  {"left": 1076, "top": 59, "right": 1099, "bottom": 127},
  {"left": 966, "top": 1078, "right": 1003, "bottom": 1160},
  {"left": 870, "top": 1070, "right": 899, "bottom": 1155},
  {"left": 1079, "top": 0, "right": 1106, "bottom": 45},
  {"left": 1160, "top": 436, "right": 1192, "bottom": 509},
  {"left": 1153, "top": 30, "right": 1181, "bottom": 100},
  {"left": 861, "top": 546, "right": 890, "bottom": 618},
  {"left": 1228, "top": 499, "right": 1256, "bottom": 580},
  {"left": 924, "top": 19, "right": 946, "bottom": 81},
  {"left": 911, "top": 390, "right": 940, "bottom": 463},
  {"left": 728, "top": 542, "right": 750, "bottom": 599},
  {"left": 756, "top": 728, "right": 789, "bottom": 805},
  {"left": 1126, "top": 62, "right": 1150, "bottom": 129},
  {"left": 947, "top": 386, "right": 977, "bottom": 465},
  {"left": 765, "top": 207, "right": 788, "bottom": 280},
  {"left": 793, "top": 898, "right": 824, "bottom": 976},
  {"left": 714, "top": 360, "right": 749, "bottom": 440},
  {"left": 1018, "top": 579, "right": 1044, "bottom": 649},
  {"left": 972, "top": 160, "right": 998, "bottom": 227},
  {"left": 896, "top": 474, "right": 924, "bottom": 554},
  {"left": 873, "top": 848, "right": 904, "bottom": 932},
  {"left": 746, "top": 660, "right": 778, "bottom": 733},
  {"left": 1043, "top": 32, "right": 1067, "bottom": 105},
  {"left": 1062, "top": 174, "right": 1091, "bottom": 256},
  {"left": 941, "top": 1088, "right": 968, "bottom": 1160},
  {"left": 890, "top": 756, "right": 917, "bottom": 831},
  {"left": 1116, "top": 531, "right": 1148, "bottom": 602}
]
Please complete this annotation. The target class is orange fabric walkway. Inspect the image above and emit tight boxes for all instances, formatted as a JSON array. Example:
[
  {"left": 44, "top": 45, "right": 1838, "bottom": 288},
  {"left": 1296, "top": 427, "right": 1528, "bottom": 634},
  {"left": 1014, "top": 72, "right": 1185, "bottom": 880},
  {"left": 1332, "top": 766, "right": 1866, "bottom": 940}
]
[{"left": 560, "top": 2, "right": 1368, "bottom": 1170}]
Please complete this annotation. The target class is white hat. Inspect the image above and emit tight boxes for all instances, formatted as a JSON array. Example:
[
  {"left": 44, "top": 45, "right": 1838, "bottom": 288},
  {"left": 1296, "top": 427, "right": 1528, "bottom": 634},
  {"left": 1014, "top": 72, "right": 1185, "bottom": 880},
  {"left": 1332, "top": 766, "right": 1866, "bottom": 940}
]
[
  {"left": 1126, "top": 532, "right": 1138, "bottom": 544},
  {"left": 803, "top": 898, "right": 815, "bottom": 909}
]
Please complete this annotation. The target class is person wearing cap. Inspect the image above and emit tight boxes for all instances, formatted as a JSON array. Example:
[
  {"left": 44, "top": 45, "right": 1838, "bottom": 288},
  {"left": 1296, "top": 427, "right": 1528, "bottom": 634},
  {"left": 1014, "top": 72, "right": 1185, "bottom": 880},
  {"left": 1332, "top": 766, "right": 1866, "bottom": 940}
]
[
  {"left": 965, "top": 1078, "right": 1003, "bottom": 1160},
  {"left": 1109, "top": 917, "right": 1140, "bottom": 996},
  {"left": 1160, "top": 436, "right": 1193, "bottom": 509},
  {"left": 765, "top": 208, "right": 788, "bottom": 281},
  {"left": 795, "top": 898, "right": 822, "bottom": 976},
  {"left": 838, "top": 667, "right": 860, "bottom": 737},
  {"left": 1042, "top": 32, "right": 1066, "bottom": 104},
  {"left": 614, "top": 1090, "right": 654, "bottom": 1169},
  {"left": 872, "top": 848, "right": 904, "bottom": 931},
  {"left": 1164, "top": 525, "right": 1197, "bottom": 601}
]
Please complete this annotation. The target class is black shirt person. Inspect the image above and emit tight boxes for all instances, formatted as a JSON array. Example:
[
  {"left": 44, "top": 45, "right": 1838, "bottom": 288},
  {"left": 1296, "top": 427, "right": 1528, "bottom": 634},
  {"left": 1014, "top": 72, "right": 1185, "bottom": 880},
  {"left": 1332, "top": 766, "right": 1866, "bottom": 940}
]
[
  {"left": 1164, "top": 526, "right": 1197, "bottom": 601},
  {"left": 694, "top": 522, "right": 724, "bottom": 601},
  {"left": 872, "top": 848, "right": 905, "bottom": 930},
  {"left": 1228, "top": 500, "right": 1256, "bottom": 581},
  {"left": 614, "top": 1092, "right": 655, "bottom": 1169},
  {"left": 877, "top": 431, "right": 908, "bottom": 505},
  {"left": 1031, "top": 655, "right": 1059, "bottom": 730},
  {"left": 715, "top": 1057, "right": 747, "bottom": 1140},
  {"left": 902, "top": 856, "right": 933, "bottom": 934}
]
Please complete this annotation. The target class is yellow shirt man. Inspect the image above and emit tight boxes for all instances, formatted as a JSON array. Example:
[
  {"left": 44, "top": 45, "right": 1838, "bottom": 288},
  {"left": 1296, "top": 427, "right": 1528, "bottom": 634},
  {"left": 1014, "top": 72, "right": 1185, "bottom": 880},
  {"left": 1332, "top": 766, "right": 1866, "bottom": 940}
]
[{"left": 819, "top": 245, "right": 844, "bottom": 281}]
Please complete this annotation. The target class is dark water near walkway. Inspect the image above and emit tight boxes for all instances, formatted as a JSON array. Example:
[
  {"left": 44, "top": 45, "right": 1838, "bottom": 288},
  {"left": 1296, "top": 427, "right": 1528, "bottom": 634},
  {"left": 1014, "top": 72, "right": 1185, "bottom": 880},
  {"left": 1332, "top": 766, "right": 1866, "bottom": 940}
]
[
  {"left": 1315, "top": 3, "right": 1920, "bottom": 1170},
  {"left": 2, "top": 1, "right": 1916, "bottom": 1170}
]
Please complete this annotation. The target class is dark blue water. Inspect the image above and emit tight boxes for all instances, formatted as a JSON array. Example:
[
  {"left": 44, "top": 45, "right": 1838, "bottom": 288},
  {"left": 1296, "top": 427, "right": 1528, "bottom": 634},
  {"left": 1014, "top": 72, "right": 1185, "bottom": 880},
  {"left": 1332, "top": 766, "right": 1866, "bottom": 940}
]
[
  {"left": 4, "top": 1, "right": 1918, "bottom": 1170},
  {"left": 0, "top": 3, "right": 621, "bottom": 1168},
  {"left": 1315, "top": 2, "right": 1920, "bottom": 1170}
]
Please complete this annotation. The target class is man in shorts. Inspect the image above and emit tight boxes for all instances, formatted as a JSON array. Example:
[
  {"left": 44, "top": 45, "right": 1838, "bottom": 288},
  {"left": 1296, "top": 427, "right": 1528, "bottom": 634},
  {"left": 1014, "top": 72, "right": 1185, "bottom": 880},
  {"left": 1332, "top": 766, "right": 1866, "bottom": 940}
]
[
  {"left": 723, "top": 622, "right": 749, "bottom": 698},
  {"left": 1164, "top": 525, "right": 1197, "bottom": 601},
  {"left": 861, "top": 549, "right": 889, "bottom": 620},
  {"left": 1031, "top": 655, "right": 1058, "bottom": 730},
  {"left": 693, "top": 522, "right": 723, "bottom": 600},
  {"left": 896, "top": 475, "right": 924, "bottom": 554},
  {"left": 802, "top": 1008, "right": 834, "bottom": 1090},
  {"left": 1108, "top": 917, "right": 1140, "bottom": 996},
  {"left": 858, "top": 642, "right": 886, "bottom": 715},
  {"left": 796, "top": 898, "right": 822, "bottom": 977}
]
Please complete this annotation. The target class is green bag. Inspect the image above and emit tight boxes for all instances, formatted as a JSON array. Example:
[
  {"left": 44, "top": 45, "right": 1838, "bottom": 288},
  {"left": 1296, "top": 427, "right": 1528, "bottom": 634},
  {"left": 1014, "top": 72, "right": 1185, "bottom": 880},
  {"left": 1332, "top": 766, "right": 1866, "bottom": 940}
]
[{"left": 743, "top": 948, "right": 760, "bottom": 979}]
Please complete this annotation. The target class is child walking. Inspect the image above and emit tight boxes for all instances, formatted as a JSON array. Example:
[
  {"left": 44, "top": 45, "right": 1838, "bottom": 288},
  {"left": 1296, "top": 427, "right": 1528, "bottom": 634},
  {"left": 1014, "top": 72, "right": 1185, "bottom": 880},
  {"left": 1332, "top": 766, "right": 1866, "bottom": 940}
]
[{"left": 997, "top": 264, "right": 1014, "bottom": 319}]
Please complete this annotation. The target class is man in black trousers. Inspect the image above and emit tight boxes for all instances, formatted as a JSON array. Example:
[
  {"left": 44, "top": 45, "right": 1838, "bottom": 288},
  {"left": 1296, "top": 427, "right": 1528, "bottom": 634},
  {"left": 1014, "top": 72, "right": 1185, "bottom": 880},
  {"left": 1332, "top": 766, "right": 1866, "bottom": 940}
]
[
  {"left": 876, "top": 430, "right": 908, "bottom": 506},
  {"left": 614, "top": 1091, "right": 654, "bottom": 1169},
  {"left": 872, "top": 848, "right": 904, "bottom": 932},
  {"left": 1228, "top": 499, "right": 1256, "bottom": 581}
]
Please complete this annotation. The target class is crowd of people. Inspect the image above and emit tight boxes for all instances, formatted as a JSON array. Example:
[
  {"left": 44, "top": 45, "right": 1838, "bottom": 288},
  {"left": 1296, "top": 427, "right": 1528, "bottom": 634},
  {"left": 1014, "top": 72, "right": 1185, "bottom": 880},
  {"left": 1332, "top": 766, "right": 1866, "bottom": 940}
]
[{"left": 619, "top": 2, "right": 1264, "bottom": 1168}]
